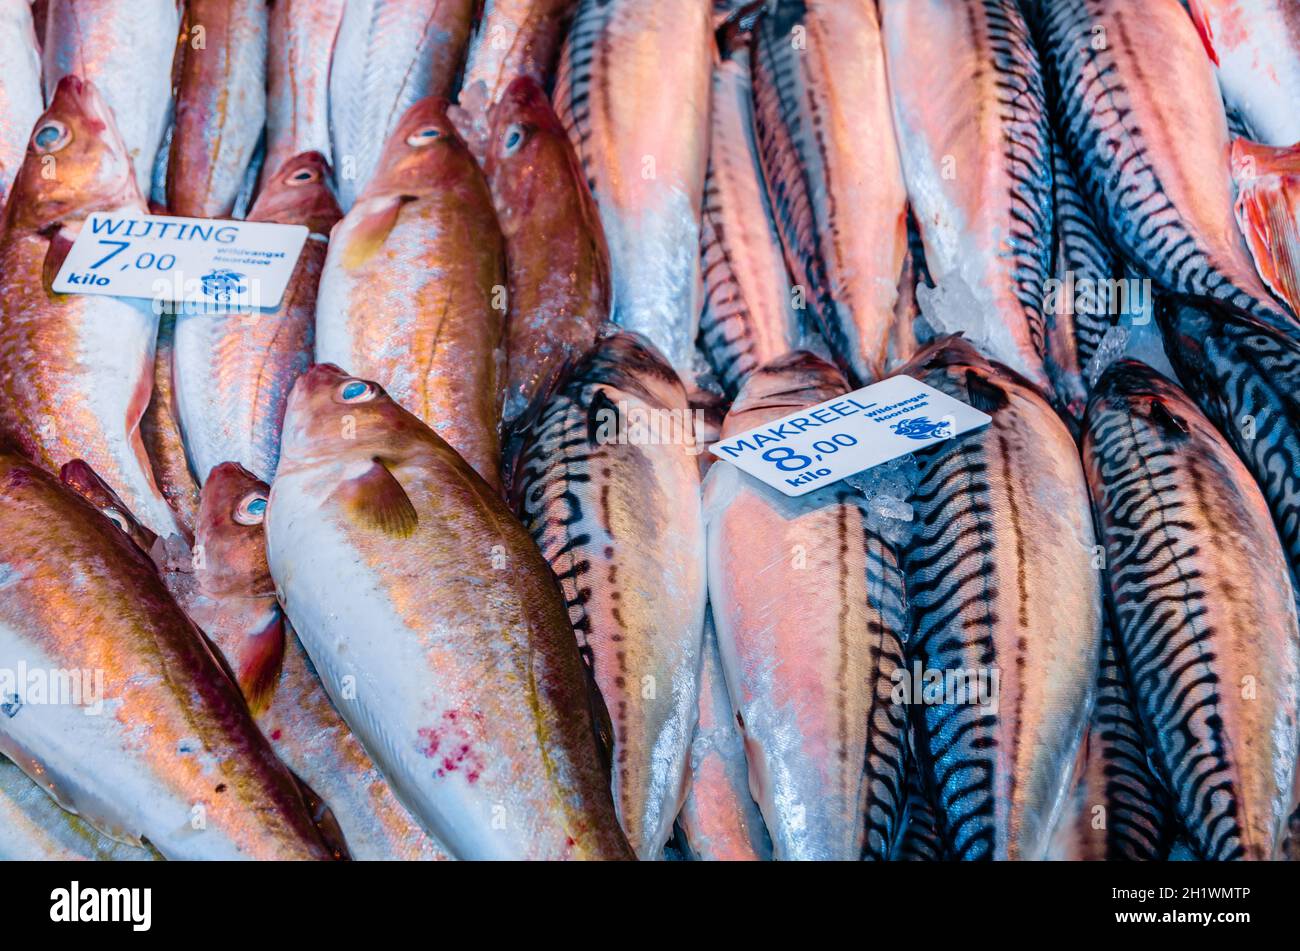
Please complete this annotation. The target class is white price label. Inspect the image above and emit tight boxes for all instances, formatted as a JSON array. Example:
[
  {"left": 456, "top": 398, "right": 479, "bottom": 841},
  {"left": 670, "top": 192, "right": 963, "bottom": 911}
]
[
  {"left": 710, "top": 374, "right": 992, "bottom": 497},
  {"left": 52, "top": 213, "right": 309, "bottom": 310}
]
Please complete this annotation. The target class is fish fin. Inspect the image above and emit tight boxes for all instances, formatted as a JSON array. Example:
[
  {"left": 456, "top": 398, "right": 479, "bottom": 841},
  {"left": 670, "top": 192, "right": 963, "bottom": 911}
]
[
  {"left": 329, "top": 458, "right": 419, "bottom": 537},
  {"left": 291, "top": 772, "right": 351, "bottom": 860},
  {"left": 42, "top": 230, "right": 74, "bottom": 291},
  {"left": 962, "top": 369, "right": 1009, "bottom": 414},
  {"left": 1135, "top": 398, "right": 1191, "bottom": 440},
  {"left": 1232, "top": 139, "right": 1300, "bottom": 315},
  {"left": 239, "top": 609, "right": 288, "bottom": 717},
  {"left": 341, "top": 195, "right": 412, "bottom": 269},
  {"left": 1185, "top": 0, "right": 1220, "bottom": 66},
  {"left": 586, "top": 388, "right": 621, "bottom": 447},
  {"left": 585, "top": 669, "right": 615, "bottom": 782}
]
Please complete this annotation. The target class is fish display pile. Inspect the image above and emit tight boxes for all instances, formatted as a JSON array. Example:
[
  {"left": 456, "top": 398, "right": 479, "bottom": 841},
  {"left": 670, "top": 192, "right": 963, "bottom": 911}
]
[{"left": 0, "top": 0, "right": 1297, "bottom": 861}]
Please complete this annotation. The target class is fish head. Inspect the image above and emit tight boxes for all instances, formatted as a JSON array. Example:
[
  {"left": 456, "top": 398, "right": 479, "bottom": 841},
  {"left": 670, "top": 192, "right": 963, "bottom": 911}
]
[
  {"left": 580, "top": 331, "right": 690, "bottom": 414},
  {"left": 1086, "top": 359, "right": 1200, "bottom": 442},
  {"left": 196, "top": 463, "right": 275, "bottom": 600},
  {"left": 279, "top": 363, "right": 431, "bottom": 470},
  {"left": 366, "top": 97, "right": 476, "bottom": 199},
  {"left": 724, "top": 352, "right": 848, "bottom": 436},
  {"left": 5, "top": 76, "right": 141, "bottom": 233},
  {"left": 249, "top": 152, "right": 343, "bottom": 236},
  {"left": 58, "top": 459, "right": 158, "bottom": 554},
  {"left": 483, "top": 77, "right": 568, "bottom": 211}
]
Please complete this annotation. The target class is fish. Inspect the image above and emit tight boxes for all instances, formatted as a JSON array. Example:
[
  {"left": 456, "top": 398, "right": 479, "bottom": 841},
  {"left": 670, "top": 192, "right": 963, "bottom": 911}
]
[
  {"left": 43, "top": 0, "right": 181, "bottom": 199},
  {"left": 455, "top": 0, "right": 579, "bottom": 160},
  {"left": 0, "top": 0, "right": 42, "bottom": 204},
  {"left": 553, "top": 0, "right": 712, "bottom": 372},
  {"left": 315, "top": 98, "right": 506, "bottom": 492},
  {"left": 675, "top": 609, "right": 772, "bottom": 861},
  {"left": 892, "top": 762, "right": 944, "bottom": 861},
  {"left": 262, "top": 0, "right": 346, "bottom": 191},
  {"left": 0, "top": 449, "right": 338, "bottom": 859},
  {"left": 0, "top": 77, "right": 183, "bottom": 538},
  {"left": 1157, "top": 299, "right": 1300, "bottom": 598},
  {"left": 698, "top": 7, "right": 801, "bottom": 399},
  {"left": 483, "top": 77, "right": 611, "bottom": 433},
  {"left": 176, "top": 152, "right": 341, "bottom": 486},
  {"left": 703, "top": 351, "right": 909, "bottom": 859},
  {"left": 1048, "top": 624, "right": 1180, "bottom": 860},
  {"left": 266, "top": 363, "right": 633, "bottom": 860},
  {"left": 59, "top": 459, "right": 160, "bottom": 558},
  {"left": 1029, "top": 0, "right": 1298, "bottom": 335},
  {"left": 1048, "top": 145, "right": 1115, "bottom": 417},
  {"left": 178, "top": 462, "right": 449, "bottom": 861},
  {"left": 1084, "top": 360, "right": 1300, "bottom": 859},
  {"left": 166, "top": 0, "right": 268, "bottom": 218},
  {"left": 881, "top": 0, "right": 1053, "bottom": 391},
  {"left": 752, "top": 0, "right": 907, "bottom": 387},
  {"left": 328, "top": 0, "right": 477, "bottom": 210},
  {"left": 0, "top": 757, "right": 162, "bottom": 861},
  {"left": 899, "top": 336, "right": 1103, "bottom": 859},
  {"left": 1187, "top": 0, "right": 1300, "bottom": 146},
  {"left": 1230, "top": 139, "right": 1300, "bottom": 317},
  {"left": 141, "top": 312, "right": 202, "bottom": 537},
  {"left": 512, "top": 331, "right": 707, "bottom": 858}
]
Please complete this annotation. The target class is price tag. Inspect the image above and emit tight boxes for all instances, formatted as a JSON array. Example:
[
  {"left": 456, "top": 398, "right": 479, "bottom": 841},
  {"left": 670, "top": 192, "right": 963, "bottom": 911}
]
[
  {"left": 52, "top": 213, "right": 308, "bottom": 310},
  {"left": 709, "top": 374, "right": 992, "bottom": 497}
]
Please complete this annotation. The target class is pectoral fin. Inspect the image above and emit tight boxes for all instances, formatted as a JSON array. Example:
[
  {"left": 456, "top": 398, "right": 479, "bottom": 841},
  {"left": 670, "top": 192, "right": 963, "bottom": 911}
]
[
  {"left": 329, "top": 458, "right": 418, "bottom": 538},
  {"left": 341, "top": 195, "right": 413, "bottom": 269},
  {"left": 1232, "top": 139, "right": 1300, "bottom": 316}
]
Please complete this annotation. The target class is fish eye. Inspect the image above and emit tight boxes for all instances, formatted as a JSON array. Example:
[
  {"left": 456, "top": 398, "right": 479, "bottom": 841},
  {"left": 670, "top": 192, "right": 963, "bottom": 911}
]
[
  {"left": 337, "top": 379, "right": 376, "bottom": 404},
  {"left": 234, "top": 493, "right": 268, "bottom": 526},
  {"left": 406, "top": 126, "right": 442, "bottom": 147},
  {"left": 501, "top": 123, "right": 529, "bottom": 157},
  {"left": 33, "top": 120, "right": 71, "bottom": 154},
  {"left": 102, "top": 508, "right": 129, "bottom": 533},
  {"left": 287, "top": 167, "right": 319, "bottom": 185}
]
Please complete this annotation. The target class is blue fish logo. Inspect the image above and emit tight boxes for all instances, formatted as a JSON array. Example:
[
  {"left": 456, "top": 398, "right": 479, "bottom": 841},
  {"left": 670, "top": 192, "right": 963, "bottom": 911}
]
[
  {"left": 201, "top": 268, "right": 247, "bottom": 303},
  {"left": 890, "top": 416, "right": 953, "bottom": 441}
]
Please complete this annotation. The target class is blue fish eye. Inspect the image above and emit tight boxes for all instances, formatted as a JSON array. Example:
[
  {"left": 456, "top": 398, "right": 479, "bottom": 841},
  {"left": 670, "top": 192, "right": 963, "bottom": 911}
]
[
  {"left": 34, "top": 122, "right": 67, "bottom": 151},
  {"left": 247, "top": 498, "right": 267, "bottom": 515},
  {"left": 341, "top": 381, "right": 368, "bottom": 400}
]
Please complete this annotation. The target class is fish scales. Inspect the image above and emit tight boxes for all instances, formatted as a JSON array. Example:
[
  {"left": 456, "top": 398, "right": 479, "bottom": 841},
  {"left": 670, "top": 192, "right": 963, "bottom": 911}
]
[
  {"left": 698, "top": 12, "right": 800, "bottom": 399},
  {"left": 1053, "top": 624, "right": 1180, "bottom": 860},
  {"left": 0, "top": 0, "right": 42, "bottom": 203},
  {"left": 1083, "top": 360, "right": 1300, "bottom": 859},
  {"left": 882, "top": 0, "right": 1054, "bottom": 390},
  {"left": 675, "top": 608, "right": 773, "bottom": 861},
  {"left": 0, "top": 78, "right": 182, "bottom": 538},
  {"left": 1158, "top": 302, "right": 1300, "bottom": 605},
  {"left": 167, "top": 0, "right": 268, "bottom": 219},
  {"left": 703, "top": 352, "right": 908, "bottom": 859},
  {"left": 0, "top": 451, "right": 336, "bottom": 859},
  {"left": 900, "top": 338, "right": 1103, "bottom": 860},
  {"left": 176, "top": 152, "right": 341, "bottom": 485},
  {"left": 751, "top": 0, "right": 907, "bottom": 385},
  {"left": 187, "top": 463, "right": 449, "bottom": 860},
  {"left": 328, "top": 0, "right": 477, "bottom": 210},
  {"left": 512, "top": 332, "right": 707, "bottom": 858},
  {"left": 1187, "top": 0, "right": 1300, "bottom": 147},
  {"left": 267, "top": 364, "right": 633, "bottom": 860},
  {"left": 42, "top": 0, "right": 180, "bottom": 199},
  {"left": 1030, "top": 0, "right": 1298, "bottom": 335},
  {"left": 315, "top": 99, "right": 506, "bottom": 491},
  {"left": 262, "top": 0, "right": 346, "bottom": 190},
  {"left": 553, "top": 0, "right": 712, "bottom": 372}
]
